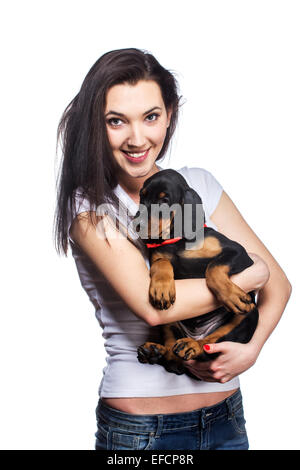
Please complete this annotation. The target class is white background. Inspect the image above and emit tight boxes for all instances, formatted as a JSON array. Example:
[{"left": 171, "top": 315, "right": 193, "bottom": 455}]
[{"left": 0, "top": 0, "right": 299, "bottom": 450}]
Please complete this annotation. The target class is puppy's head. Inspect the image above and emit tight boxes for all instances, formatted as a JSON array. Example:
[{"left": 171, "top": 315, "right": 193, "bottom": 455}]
[{"left": 134, "top": 169, "right": 204, "bottom": 242}]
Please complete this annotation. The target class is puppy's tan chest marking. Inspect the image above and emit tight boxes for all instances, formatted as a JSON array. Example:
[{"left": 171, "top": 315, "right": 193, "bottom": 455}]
[{"left": 180, "top": 236, "right": 222, "bottom": 259}]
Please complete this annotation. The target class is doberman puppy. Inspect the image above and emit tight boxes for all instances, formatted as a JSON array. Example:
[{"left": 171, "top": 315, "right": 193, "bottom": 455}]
[{"left": 134, "top": 169, "right": 259, "bottom": 376}]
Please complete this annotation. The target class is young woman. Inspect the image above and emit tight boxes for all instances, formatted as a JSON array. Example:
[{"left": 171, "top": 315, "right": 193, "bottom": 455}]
[{"left": 54, "top": 48, "right": 291, "bottom": 450}]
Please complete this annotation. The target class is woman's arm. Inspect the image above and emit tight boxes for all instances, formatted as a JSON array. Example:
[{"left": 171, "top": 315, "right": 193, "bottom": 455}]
[
  {"left": 186, "top": 191, "right": 292, "bottom": 382},
  {"left": 211, "top": 191, "right": 292, "bottom": 353},
  {"left": 70, "top": 211, "right": 268, "bottom": 327}
]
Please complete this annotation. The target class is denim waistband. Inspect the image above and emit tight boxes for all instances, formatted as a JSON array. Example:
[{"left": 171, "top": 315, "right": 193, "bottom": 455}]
[{"left": 97, "top": 389, "right": 243, "bottom": 433}]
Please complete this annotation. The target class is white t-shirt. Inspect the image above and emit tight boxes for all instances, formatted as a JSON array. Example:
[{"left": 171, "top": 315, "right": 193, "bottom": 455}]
[{"left": 67, "top": 166, "right": 240, "bottom": 397}]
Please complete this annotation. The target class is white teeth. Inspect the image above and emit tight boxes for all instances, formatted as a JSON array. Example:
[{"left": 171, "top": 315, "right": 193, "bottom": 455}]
[{"left": 123, "top": 150, "right": 148, "bottom": 158}]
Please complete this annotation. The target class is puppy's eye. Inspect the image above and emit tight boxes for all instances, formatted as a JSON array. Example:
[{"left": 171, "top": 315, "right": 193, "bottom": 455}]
[
  {"left": 160, "top": 197, "right": 169, "bottom": 204},
  {"left": 158, "top": 192, "right": 169, "bottom": 204}
]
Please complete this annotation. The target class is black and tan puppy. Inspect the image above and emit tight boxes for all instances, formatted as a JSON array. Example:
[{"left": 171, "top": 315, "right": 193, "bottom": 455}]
[{"left": 134, "top": 169, "right": 259, "bottom": 376}]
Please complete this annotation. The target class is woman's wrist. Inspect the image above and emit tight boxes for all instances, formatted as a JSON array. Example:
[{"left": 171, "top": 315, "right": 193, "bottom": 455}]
[{"left": 246, "top": 338, "right": 262, "bottom": 363}]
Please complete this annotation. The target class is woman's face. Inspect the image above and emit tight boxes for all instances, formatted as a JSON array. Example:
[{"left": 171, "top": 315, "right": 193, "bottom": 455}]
[{"left": 104, "top": 80, "right": 172, "bottom": 187}]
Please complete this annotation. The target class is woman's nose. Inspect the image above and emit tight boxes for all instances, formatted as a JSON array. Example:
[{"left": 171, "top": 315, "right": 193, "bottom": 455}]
[{"left": 127, "top": 123, "right": 147, "bottom": 148}]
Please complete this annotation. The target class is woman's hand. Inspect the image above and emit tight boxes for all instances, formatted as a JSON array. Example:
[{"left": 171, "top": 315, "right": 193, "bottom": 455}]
[{"left": 185, "top": 341, "right": 259, "bottom": 383}]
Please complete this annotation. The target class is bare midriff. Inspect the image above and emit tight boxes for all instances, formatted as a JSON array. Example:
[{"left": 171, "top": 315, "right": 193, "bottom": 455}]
[{"left": 102, "top": 389, "right": 238, "bottom": 415}]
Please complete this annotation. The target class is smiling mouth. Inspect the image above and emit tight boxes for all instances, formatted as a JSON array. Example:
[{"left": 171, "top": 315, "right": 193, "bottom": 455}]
[
  {"left": 121, "top": 148, "right": 151, "bottom": 162},
  {"left": 122, "top": 149, "right": 150, "bottom": 158}
]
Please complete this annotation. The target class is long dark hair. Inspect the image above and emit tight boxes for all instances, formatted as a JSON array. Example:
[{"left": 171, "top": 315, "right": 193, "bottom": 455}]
[{"left": 53, "top": 48, "right": 182, "bottom": 256}]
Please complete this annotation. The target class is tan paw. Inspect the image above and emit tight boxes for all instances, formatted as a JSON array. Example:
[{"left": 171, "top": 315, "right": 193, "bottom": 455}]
[
  {"left": 172, "top": 338, "right": 202, "bottom": 360},
  {"left": 137, "top": 342, "right": 166, "bottom": 364},
  {"left": 149, "top": 278, "right": 176, "bottom": 310},
  {"left": 215, "top": 284, "right": 255, "bottom": 314}
]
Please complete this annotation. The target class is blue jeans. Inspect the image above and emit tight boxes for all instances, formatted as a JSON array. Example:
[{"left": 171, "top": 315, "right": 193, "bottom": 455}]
[{"left": 95, "top": 389, "right": 249, "bottom": 450}]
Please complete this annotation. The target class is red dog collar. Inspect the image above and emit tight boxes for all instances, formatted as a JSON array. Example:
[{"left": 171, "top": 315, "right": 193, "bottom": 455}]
[
  {"left": 146, "top": 237, "right": 182, "bottom": 249},
  {"left": 146, "top": 224, "right": 207, "bottom": 249}
]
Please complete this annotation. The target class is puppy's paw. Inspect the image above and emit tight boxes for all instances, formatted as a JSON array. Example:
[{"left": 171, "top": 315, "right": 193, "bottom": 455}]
[
  {"left": 172, "top": 338, "right": 202, "bottom": 361},
  {"left": 137, "top": 342, "right": 166, "bottom": 364},
  {"left": 217, "top": 285, "right": 255, "bottom": 314},
  {"left": 149, "top": 278, "right": 176, "bottom": 310}
]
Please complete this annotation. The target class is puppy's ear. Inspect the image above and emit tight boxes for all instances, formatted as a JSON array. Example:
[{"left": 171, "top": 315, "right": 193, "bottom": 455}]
[
  {"left": 182, "top": 188, "right": 205, "bottom": 240},
  {"left": 182, "top": 188, "right": 203, "bottom": 206}
]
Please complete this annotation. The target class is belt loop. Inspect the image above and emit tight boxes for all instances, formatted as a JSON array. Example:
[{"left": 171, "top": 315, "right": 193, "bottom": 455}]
[
  {"left": 155, "top": 415, "right": 164, "bottom": 438},
  {"left": 200, "top": 409, "right": 206, "bottom": 429},
  {"left": 226, "top": 396, "right": 234, "bottom": 418}
]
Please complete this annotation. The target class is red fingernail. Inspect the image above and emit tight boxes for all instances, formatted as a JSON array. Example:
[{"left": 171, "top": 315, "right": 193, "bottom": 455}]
[{"left": 203, "top": 344, "right": 210, "bottom": 351}]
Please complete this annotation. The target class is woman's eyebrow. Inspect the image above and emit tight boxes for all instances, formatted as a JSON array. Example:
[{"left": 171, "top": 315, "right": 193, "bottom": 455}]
[{"left": 105, "top": 106, "right": 162, "bottom": 117}]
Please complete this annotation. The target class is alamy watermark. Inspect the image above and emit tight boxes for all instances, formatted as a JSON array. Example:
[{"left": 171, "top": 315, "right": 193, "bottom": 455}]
[{"left": 95, "top": 202, "right": 205, "bottom": 250}]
